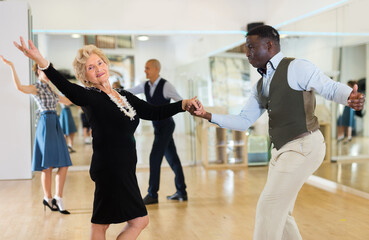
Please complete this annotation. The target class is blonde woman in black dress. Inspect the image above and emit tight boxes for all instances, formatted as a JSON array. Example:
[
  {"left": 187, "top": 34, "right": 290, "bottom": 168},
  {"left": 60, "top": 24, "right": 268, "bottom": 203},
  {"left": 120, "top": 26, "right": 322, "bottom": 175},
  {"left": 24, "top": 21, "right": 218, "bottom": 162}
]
[{"left": 14, "top": 37, "right": 198, "bottom": 240}]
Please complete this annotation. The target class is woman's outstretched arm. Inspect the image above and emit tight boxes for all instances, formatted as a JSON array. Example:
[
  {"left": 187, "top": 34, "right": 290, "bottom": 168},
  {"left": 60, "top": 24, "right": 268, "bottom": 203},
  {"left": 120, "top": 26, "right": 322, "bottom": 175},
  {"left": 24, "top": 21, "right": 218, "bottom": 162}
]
[
  {"left": 13, "top": 37, "right": 91, "bottom": 106},
  {"left": 0, "top": 55, "right": 37, "bottom": 95}
]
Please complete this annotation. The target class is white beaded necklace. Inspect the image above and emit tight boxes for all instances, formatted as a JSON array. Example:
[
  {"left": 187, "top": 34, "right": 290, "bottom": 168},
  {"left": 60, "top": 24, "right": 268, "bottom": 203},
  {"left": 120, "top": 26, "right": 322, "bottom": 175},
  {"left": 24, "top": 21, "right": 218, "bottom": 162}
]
[{"left": 107, "top": 90, "right": 136, "bottom": 120}]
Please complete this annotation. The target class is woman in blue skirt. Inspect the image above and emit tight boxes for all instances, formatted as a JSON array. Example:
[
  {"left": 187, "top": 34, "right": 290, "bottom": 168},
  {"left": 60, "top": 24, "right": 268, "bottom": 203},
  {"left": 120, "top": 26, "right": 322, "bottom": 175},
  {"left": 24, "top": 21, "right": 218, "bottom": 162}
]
[
  {"left": 337, "top": 80, "right": 357, "bottom": 142},
  {"left": 1, "top": 55, "right": 72, "bottom": 214},
  {"left": 59, "top": 102, "right": 77, "bottom": 152}
]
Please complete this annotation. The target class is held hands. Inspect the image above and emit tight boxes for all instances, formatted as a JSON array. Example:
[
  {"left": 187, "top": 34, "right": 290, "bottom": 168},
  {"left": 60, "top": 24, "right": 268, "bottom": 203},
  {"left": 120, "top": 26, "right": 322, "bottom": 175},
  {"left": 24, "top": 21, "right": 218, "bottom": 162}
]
[
  {"left": 183, "top": 97, "right": 211, "bottom": 120},
  {"left": 348, "top": 84, "right": 365, "bottom": 111},
  {"left": 13, "top": 37, "right": 48, "bottom": 68},
  {"left": 182, "top": 97, "right": 199, "bottom": 111}
]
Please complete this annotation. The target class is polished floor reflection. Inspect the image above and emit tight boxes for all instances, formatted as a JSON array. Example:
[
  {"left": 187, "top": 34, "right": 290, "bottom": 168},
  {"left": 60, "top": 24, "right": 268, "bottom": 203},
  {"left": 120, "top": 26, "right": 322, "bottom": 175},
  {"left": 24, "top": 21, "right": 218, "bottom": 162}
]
[
  {"left": 314, "top": 136, "right": 369, "bottom": 194},
  {"left": 314, "top": 160, "right": 369, "bottom": 194},
  {"left": 331, "top": 136, "right": 369, "bottom": 158}
]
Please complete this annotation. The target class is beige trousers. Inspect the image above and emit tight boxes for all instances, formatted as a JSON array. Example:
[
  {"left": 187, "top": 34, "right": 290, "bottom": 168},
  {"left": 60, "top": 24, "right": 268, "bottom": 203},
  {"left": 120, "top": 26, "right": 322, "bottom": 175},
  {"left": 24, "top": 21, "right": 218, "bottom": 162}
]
[{"left": 253, "top": 130, "right": 326, "bottom": 240}]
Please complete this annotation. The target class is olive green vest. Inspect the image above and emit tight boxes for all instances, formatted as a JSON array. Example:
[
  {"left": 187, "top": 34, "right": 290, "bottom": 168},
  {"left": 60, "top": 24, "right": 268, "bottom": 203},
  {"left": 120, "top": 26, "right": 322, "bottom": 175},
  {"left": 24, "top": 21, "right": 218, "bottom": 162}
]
[{"left": 257, "top": 57, "right": 319, "bottom": 150}]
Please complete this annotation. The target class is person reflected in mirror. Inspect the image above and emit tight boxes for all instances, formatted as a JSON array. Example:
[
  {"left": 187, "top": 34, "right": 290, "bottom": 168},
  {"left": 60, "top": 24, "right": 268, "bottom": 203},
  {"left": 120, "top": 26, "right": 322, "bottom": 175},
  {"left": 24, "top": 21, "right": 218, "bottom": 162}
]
[
  {"left": 59, "top": 95, "right": 77, "bottom": 152},
  {"left": 337, "top": 80, "right": 357, "bottom": 143},
  {"left": 79, "top": 107, "right": 92, "bottom": 144},
  {"left": 0, "top": 55, "right": 72, "bottom": 215},
  {"left": 126, "top": 59, "right": 188, "bottom": 205}
]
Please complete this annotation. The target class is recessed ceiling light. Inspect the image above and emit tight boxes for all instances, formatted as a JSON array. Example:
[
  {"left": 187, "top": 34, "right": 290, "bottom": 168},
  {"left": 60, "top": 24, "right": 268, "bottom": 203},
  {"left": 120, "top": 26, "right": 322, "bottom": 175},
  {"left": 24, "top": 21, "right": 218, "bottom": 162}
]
[
  {"left": 137, "top": 35, "right": 149, "bottom": 41},
  {"left": 71, "top": 34, "right": 81, "bottom": 39}
]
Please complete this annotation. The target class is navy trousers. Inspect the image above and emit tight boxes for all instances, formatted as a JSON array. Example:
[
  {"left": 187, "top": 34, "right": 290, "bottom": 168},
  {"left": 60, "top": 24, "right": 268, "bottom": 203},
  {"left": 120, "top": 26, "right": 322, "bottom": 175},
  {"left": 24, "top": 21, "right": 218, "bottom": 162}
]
[{"left": 148, "top": 120, "right": 187, "bottom": 198}]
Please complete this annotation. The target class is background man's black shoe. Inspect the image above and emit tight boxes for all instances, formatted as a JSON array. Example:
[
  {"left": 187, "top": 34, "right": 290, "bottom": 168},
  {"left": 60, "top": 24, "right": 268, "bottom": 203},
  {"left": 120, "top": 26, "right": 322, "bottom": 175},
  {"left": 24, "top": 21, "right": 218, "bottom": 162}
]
[
  {"left": 167, "top": 192, "right": 188, "bottom": 201},
  {"left": 143, "top": 194, "right": 158, "bottom": 205}
]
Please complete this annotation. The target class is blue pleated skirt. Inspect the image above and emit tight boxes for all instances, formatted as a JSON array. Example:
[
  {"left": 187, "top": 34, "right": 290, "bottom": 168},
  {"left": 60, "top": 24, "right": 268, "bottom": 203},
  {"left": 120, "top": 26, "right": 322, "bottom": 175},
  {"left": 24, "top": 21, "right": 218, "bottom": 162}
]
[
  {"left": 32, "top": 111, "right": 72, "bottom": 171},
  {"left": 337, "top": 106, "right": 355, "bottom": 127},
  {"left": 59, "top": 107, "right": 77, "bottom": 135}
]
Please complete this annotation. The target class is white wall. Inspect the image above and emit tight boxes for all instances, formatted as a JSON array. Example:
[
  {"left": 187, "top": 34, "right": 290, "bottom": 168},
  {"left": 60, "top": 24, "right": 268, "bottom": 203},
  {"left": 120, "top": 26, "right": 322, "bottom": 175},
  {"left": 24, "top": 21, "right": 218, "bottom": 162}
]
[
  {"left": 7, "top": 0, "right": 350, "bottom": 35},
  {"left": 10, "top": 0, "right": 266, "bottom": 33},
  {"left": 265, "top": 0, "right": 350, "bottom": 28},
  {"left": 0, "top": 2, "right": 32, "bottom": 180}
]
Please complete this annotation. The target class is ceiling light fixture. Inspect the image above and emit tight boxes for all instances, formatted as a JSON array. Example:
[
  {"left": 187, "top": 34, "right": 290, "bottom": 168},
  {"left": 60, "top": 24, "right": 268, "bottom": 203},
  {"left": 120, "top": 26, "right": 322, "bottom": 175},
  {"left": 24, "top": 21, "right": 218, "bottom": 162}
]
[
  {"left": 71, "top": 34, "right": 81, "bottom": 39},
  {"left": 137, "top": 35, "right": 149, "bottom": 41}
]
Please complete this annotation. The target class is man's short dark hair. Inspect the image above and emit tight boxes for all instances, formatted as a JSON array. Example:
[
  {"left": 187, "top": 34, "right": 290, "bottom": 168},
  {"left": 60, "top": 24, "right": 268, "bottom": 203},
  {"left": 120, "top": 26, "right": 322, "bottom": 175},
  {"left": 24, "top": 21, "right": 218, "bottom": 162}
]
[{"left": 247, "top": 25, "right": 280, "bottom": 44}]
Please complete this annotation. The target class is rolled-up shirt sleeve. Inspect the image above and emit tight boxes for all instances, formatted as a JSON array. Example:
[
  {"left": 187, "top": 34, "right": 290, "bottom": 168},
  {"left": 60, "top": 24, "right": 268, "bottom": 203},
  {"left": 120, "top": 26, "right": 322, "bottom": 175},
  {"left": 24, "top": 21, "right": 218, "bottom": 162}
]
[{"left": 210, "top": 84, "right": 265, "bottom": 131}]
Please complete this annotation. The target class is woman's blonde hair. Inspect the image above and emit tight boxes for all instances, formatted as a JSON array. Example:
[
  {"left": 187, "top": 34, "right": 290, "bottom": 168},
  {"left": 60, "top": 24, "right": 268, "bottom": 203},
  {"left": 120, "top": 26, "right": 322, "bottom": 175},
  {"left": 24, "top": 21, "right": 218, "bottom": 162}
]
[
  {"left": 32, "top": 63, "right": 39, "bottom": 77},
  {"left": 73, "top": 45, "right": 110, "bottom": 87}
]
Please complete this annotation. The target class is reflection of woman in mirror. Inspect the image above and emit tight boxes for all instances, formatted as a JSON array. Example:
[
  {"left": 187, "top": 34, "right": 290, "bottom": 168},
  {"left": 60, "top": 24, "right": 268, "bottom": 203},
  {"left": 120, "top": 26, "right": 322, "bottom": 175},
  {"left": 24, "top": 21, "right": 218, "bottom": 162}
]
[
  {"left": 0, "top": 55, "right": 72, "bottom": 214},
  {"left": 337, "top": 80, "right": 357, "bottom": 142},
  {"left": 79, "top": 106, "right": 92, "bottom": 144},
  {"left": 59, "top": 97, "right": 77, "bottom": 152}
]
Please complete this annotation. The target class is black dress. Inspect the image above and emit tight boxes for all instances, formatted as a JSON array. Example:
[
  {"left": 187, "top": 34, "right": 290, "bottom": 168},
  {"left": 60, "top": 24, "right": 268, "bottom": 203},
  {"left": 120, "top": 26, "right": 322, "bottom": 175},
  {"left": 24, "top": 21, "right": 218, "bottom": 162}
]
[{"left": 44, "top": 66, "right": 185, "bottom": 224}]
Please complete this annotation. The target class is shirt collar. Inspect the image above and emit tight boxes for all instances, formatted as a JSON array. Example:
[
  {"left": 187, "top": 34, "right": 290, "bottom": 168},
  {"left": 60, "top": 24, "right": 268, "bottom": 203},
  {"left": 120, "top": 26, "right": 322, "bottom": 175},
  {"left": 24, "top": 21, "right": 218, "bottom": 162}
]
[
  {"left": 257, "top": 52, "right": 284, "bottom": 76},
  {"left": 148, "top": 76, "right": 161, "bottom": 87}
]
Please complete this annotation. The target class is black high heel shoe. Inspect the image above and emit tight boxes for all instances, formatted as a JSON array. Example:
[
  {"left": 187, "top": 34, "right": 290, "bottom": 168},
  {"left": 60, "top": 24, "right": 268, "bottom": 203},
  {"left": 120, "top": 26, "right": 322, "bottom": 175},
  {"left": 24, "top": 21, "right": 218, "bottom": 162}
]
[
  {"left": 43, "top": 199, "right": 57, "bottom": 212},
  {"left": 51, "top": 198, "right": 70, "bottom": 215}
]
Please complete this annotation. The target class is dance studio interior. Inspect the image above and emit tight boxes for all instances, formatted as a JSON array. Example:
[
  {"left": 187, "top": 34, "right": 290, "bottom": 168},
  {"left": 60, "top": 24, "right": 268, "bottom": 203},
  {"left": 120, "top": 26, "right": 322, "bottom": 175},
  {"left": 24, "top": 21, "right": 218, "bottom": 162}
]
[{"left": 1, "top": 0, "right": 369, "bottom": 239}]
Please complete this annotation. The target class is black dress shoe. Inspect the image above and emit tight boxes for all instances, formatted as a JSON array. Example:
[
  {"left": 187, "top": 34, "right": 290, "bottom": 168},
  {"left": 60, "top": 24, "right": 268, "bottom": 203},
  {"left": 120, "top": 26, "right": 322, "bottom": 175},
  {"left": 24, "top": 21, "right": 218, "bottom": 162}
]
[
  {"left": 51, "top": 198, "right": 70, "bottom": 215},
  {"left": 143, "top": 194, "right": 158, "bottom": 205},
  {"left": 167, "top": 192, "right": 188, "bottom": 201},
  {"left": 43, "top": 199, "right": 57, "bottom": 212}
]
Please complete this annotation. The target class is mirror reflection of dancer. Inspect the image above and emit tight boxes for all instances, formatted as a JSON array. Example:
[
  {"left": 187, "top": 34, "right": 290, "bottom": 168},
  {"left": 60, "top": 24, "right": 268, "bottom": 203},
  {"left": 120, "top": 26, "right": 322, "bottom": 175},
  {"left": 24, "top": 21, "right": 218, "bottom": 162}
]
[
  {"left": 188, "top": 25, "right": 365, "bottom": 240},
  {"left": 13, "top": 37, "right": 198, "bottom": 240},
  {"left": 127, "top": 59, "right": 187, "bottom": 205},
  {"left": 337, "top": 80, "right": 357, "bottom": 142},
  {"left": 59, "top": 98, "right": 77, "bottom": 152},
  {"left": 80, "top": 108, "right": 92, "bottom": 144},
  {"left": 1, "top": 55, "right": 72, "bottom": 215}
]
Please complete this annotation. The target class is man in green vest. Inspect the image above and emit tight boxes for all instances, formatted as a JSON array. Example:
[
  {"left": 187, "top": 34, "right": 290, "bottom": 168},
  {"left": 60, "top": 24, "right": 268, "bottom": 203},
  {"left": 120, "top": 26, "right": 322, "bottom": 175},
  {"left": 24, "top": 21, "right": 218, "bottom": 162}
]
[{"left": 189, "top": 25, "right": 365, "bottom": 240}]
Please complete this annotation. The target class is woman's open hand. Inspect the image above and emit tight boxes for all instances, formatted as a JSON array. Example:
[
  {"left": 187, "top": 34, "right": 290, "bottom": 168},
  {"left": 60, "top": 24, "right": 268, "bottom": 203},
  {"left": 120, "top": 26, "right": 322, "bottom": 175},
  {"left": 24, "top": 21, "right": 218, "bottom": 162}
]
[{"left": 13, "top": 37, "right": 49, "bottom": 68}]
